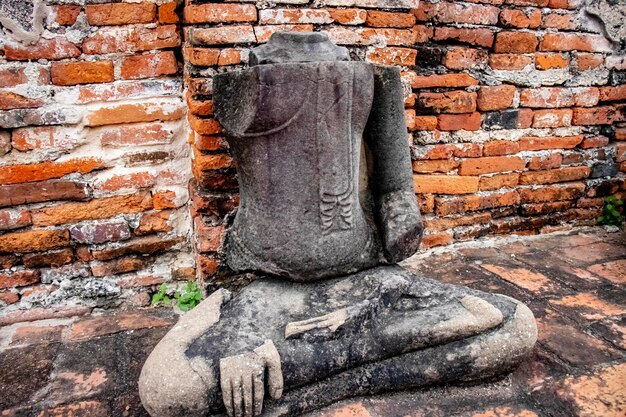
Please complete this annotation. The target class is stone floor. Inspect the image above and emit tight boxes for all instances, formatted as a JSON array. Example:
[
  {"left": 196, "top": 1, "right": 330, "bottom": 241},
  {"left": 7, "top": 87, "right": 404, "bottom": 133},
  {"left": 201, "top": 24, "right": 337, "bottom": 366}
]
[{"left": 1, "top": 227, "right": 625, "bottom": 417}]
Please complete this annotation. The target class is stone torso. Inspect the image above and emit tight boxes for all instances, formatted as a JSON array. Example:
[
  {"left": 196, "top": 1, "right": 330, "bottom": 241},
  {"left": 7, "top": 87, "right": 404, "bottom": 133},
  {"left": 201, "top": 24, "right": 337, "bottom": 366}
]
[{"left": 215, "top": 60, "right": 382, "bottom": 281}]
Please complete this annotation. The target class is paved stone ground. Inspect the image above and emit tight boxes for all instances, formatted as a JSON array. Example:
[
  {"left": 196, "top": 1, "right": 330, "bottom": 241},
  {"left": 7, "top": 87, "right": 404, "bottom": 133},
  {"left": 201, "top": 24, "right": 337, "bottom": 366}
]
[{"left": 1, "top": 227, "right": 624, "bottom": 417}]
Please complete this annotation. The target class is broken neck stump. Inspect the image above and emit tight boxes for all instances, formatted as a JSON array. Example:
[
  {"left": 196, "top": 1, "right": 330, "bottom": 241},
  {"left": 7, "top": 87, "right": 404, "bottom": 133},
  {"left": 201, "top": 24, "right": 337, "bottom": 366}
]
[{"left": 139, "top": 32, "right": 537, "bottom": 417}]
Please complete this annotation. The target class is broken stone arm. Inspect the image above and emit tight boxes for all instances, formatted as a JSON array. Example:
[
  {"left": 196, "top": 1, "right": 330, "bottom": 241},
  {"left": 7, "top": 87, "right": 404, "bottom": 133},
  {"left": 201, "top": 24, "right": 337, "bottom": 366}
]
[{"left": 364, "top": 66, "right": 423, "bottom": 262}]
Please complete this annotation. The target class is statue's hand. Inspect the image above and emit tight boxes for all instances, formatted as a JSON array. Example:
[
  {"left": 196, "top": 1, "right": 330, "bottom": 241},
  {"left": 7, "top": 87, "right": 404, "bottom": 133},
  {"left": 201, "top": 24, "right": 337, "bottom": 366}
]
[
  {"left": 378, "top": 190, "right": 423, "bottom": 263},
  {"left": 219, "top": 340, "right": 283, "bottom": 417}
]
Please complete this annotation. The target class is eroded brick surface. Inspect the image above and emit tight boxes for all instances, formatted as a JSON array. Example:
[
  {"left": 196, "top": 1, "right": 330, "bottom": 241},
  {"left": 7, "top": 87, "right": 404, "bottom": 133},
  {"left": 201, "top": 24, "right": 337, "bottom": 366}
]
[{"left": 1, "top": 230, "right": 624, "bottom": 416}]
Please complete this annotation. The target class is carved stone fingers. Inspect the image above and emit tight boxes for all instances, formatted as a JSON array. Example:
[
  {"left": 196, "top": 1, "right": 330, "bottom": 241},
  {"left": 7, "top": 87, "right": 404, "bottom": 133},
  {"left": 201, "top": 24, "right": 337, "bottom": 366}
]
[{"left": 219, "top": 340, "right": 283, "bottom": 417}]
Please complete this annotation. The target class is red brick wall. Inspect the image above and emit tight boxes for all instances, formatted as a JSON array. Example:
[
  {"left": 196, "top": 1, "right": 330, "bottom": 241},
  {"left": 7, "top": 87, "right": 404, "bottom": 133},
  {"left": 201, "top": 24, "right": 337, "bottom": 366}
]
[
  {"left": 0, "top": 0, "right": 192, "bottom": 323},
  {"left": 184, "top": 0, "right": 625, "bottom": 281},
  {"left": 1, "top": 0, "right": 625, "bottom": 319}
]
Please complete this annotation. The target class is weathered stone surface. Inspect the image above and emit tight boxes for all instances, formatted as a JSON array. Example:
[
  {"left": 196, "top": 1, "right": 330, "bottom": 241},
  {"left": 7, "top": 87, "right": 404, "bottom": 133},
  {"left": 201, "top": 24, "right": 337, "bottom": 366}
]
[
  {"left": 142, "top": 30, "right": 535, "bottom": 417},
  {"left": 140, "top": 266, "right": 536, "bottom": 417},
  {"left": 214, "top": 32, "right": 422, "bottom": 281}
]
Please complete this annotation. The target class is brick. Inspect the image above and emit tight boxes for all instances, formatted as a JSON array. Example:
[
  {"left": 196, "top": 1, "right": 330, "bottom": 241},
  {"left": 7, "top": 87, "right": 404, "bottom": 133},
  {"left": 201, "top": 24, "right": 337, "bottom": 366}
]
[
  {"left": 189, "top": 116, "right": 222, "bottom": 135},
  {"left": 158, "top": 2, "right": 179, "bottom": 24},
  {"left": 615, "top": 128, "right": 626, "bottom": 141},
  {"left": 588, "top": 259, "right": 626, "bottom": 285},
  {"left": 135, "top": 211, "right": 172, "bottom": 236},
  {"left": 483, "top": 140, "right": 520, "bottom": 156},
  {"left": 552, "top": 363, "right": 626, "bottom": 416},
  {"left": 218, "top": 49, "right": 243, "bottom": 66},
  {"left": 521, "top": 200, "right": 574, "bottom": 215},
  {"left": 573, "top": 106, "right": 615, "bottom": 125},
  {"left": 366, "top": 47, "right": 416, "bottom": 66},
  {"left": 477, "top": 85, "right": 516, "bottom": 111},
  {"left": 575, "top": 53, "right": 604, "bottom": 70},
  {"left": 499, "top": 8, "right": 541, "bottom": 28},
  {"left": 406, "top": 73, "right": 478, "bottom": 88},
  {"left": 0, "top": 92, "right": 44, "bottom": 110},
  {"left": 443, "top": 47, "right": 487, "bottom": 70},
  {"left": 540, "top": 33, "right": 613, "bottom": 53},
  {"left": 100, "top": 123, "right": 174, "bottom": 147},
  {"left": 519, "top": 135, "right": 583, "bottom": 150},
  {"left": 54, "top": 5, "right": 81, "bottom": 25},
  {"left": 505, "top": 0, "right": 548, "bottom": 6},
  {"left": 69, "top": 219, "right": 131, "bottom": 244},
  {"left": 479, "top": 173, "right": 520, "bottom": 190},
  {"left": 435, "top": 190, "right": 520, "bottom": 215},
  {"left": 259, "top": 8, "right": 333, "bottom": 25},
  {"left": 532, "top": 109, "right": 572, "bottom": 128},
  {"left": 12, "top": 126, "right": 83, "bottom": 152},
  {"left": 365, "top": 11, "right": 415, "bottom": 27},
  {"left": 69, "top": 311, "right": 173, "bottom": 341},
  {"left": 417, "top": 91, "right": 477, "bottom": 114},
  {"left": 86, "top": 101, "right": 184, "bottom": 127},
  {"left": 75, "top": 79, "right": 180, "bottom": 104},
  {"left": 599, "top": 85, "right": 626, "bottom": 102},
  {"left": 437, "top": 113, "right": 482, "bottom": 131},
  {"left": 433, "top": 27, "right": 494, "bottom": 48},
  {"left": 413, "top": 116, "right": 438, "bottom": 130},
  {"left": 5, "top": 38, "right": 80, "bottom": 61},
  {"left": 11, "top": 324, "right": 65, "bottom": 345},
  {"left": 195, "top": 219, "right": 224, "bottom": 253},
  {"left": 419, "top": 143, "right": 482, "bottom": 160},
  {"left": 195, "top": 135, "right": 228, "bottom": 152},
  {"left": 188, "top": 95, "right": 214, "bottom": 117},
  {"left": 413, "top": 175, "right": 479, "bottom": 194},
  {"left": 121, "top": 52, "right": 178, "bottom": 80},
  {"left": 197, "top": 255, "right": 219, "bottom": 278},
  {"left": 547, "top": 0, "right": 576, "bottom": 8},
  {"left": 424, "top": 212, "right": 491, "bottom": 231},
  {"left": 0, "top": 305, "right": 91, "bottom": 326},
  {"left": 0, "top": 68, "right": 27, "bottom": 88},
  {"left": 0, "top": 208, "right": 31, "bottom": 231},
  {"left": 91, "top": 235, "right": 183, "bottom": 261},
  {"left": 541, "top": 12, "right": 576, "bottom": 30},
  {"left": 581, "top": 135, "right": 609, "bottom": 149},
  {"left": 191, "top": 25, "right": 256, "bottom": 45},
  {"left": 420, "top": 231, "right": 453, "bottom": 248},
  {"left": 412, "top": 160, "right": 459, "bottom": 173},
  {"left": 535, "top": 52, "right": 570, "bottom": 69},
  {"left": 414, "top": 1, "right": 499, "bottom": 25},
  {"left": 326, "top": 26, "right": 423, "bottom": 46},
  {"left": 459, "top": 156, "right": 526, "bottom": 175},
  {"left": 488, "top": 53, "right": 533, "bottom": 70},
  {"left": 183, "top": 48, "right": 218, "bottom": 67},
  {"left": 0, "top": 270, "right": 40, "bottom": 289},
  {"left": 51, "top": 61, "right": 114, "bottom": 86},
  {"left": 86, "top": 2, "right": 155, "bottom": 25},
  {"left": 0, "top": 180, "right": 88, "bottom": 208},
  {"left": 184, "top": 4, "right": 257, "bottom": 23},
  {"left": 92, "top": 256, "right": 153, "bottom": 277},
  {"left": 482, "top": 263, "right": 555, "bottom": 294},
  {"left": 255, "top": 25, "right": 316, "bottom": 43},
  {"left": 520, "top": 87, "right": 574, "bottom": 108},
  {"left": 22, "top": 248, "right": 74, "bottom": 269},
  {"left": 0, "top": 229, "right": 69, "bottom": 253},
  {"left": 0, "top": 158, "right": 104, "bottom": 185},
  {"left": 82, "top": 25, "right": 180, "bottom": 54},
  {"left": 329, "top": 9, "right": 367, "bottom": 25},
  {"left": 0, "top": 291, "right": 19, "bottom": 304},
  {"left": 519, "top": 182, "right": 586, "bottom": 203},
  {"left": 519, "top": 166, "right": 590, "bottom": 185},
  {"left": 153, "top": 190, "right": 179, "bottom": 210},
  {"left": 494, "top": 31, "right": 538, "bottom": 53},
  {"left": 31, "top": 193, "right": 152, "bottom": 227}
]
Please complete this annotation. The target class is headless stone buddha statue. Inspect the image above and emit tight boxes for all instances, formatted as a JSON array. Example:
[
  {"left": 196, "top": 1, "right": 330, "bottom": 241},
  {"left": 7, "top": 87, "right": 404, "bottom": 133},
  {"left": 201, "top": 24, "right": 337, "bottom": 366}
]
[{"left": 139, "top": 32, "right": 537, "bottom": 417}]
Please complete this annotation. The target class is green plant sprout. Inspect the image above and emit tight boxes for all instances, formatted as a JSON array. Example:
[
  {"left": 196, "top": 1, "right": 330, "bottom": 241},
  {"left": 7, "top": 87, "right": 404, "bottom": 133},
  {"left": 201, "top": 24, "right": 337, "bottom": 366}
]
[
  {"left": 151, "top": 282, "right": 203, "bottom": 312},
  {"left": 598, "top": 196, "right": 624, "bottom": 227},
  {"left": 151, "top": 282, "right": 171, "bottom": 305},
  {"left": 174, "top": 281, "right": 203, "bottom": 312}
]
